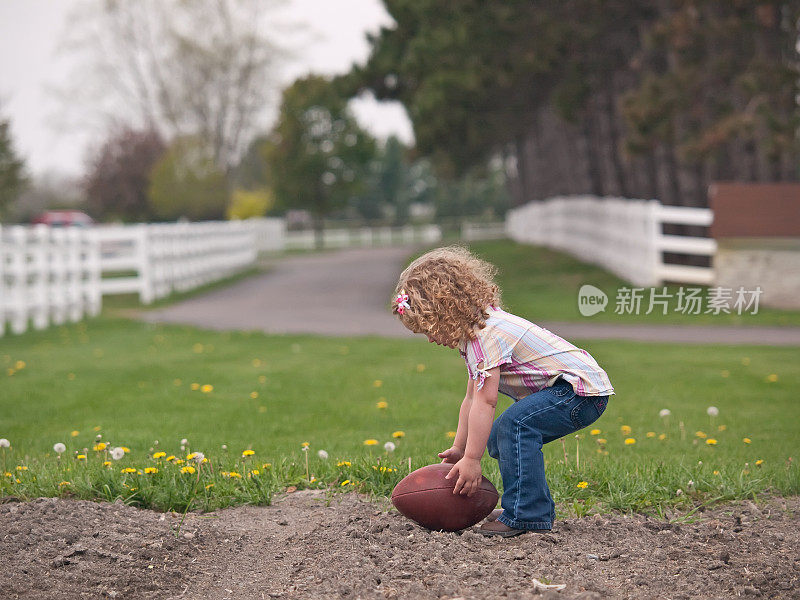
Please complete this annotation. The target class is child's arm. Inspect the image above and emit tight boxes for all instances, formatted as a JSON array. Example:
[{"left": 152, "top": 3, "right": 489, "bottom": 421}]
[
  {"left": 439, "top": 377, "right": 474, "bottom": 463},
  {"left": 446, "top": 363, "right": 500, "bottom": 496}
]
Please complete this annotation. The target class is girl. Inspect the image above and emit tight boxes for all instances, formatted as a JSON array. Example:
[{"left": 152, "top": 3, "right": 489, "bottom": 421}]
[{"left": 392, "top": 246, "right": 613, "bottom": 537}]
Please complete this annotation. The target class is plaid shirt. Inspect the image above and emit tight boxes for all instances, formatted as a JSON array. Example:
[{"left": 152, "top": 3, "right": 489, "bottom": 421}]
[{"left": 459, "top": 307, "right": 614, "bottom": 400}]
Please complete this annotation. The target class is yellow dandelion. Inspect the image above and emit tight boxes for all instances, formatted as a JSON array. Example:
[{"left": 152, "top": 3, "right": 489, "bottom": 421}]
[
  {"left": 93, "top": 442, "right": 107, "bottom": 451},
  {"left": 190, "top": 382, "right": 200, "bottom": 391},
  {"left": 621, "top": 425, "right": 632, "bottom": 435},
  {"left": 186, "top": 452, "right": 198, "bottom": 460},
  {"left": 181, "top": 466, "right": 196, "bottom": 474},
  {"left": 695, "top": 431, "right": 707, "bottom": 439},
  {"left": 59, "top": 481, "right": 71, "bottom": 486},
  {"left": 173, "top": 378, "right": 182, "bottom": 386},
  {"left": 3, "top": 472, "right": 12, "bottom": 477},
  {"left": 153, "top": 452, "right": 166, "bottom": 459},
  {"left": 590, "top": 429, "right": 601, "bottom": 436},
  {"left": 144, "top": 467, "right": 158, "bottom": 474},
  {"left": 205, "top": 483, "right": 214, "bottom": 490},
  {"left": 77, "top": 454, "right": 86, "bottom": 460},
  {"left": 121, "top": 467, "right": 137, "bottom": 474},
  {"left": 251, "top": 469, "right": 260, "bottom": 476},
  {"left": 166, "top": 455, "right": 176, "bottom": 462},
  {"left": 363, "top": 439, "right": 378, "bottom": 446},
  {"left": 658, "top": 433, "right": 667, "bottom": 440},
  {"left": 597, "top": 438, "right": 607, "bottom": 444},
  {"left": 7, "top": 368, "right": 15, "bottom": 376},
  {"left": 446, "top": 431, "right": 456, "bottom": 439},
  {"left": 121, "top": 447, "right": 130, "bottom": 453},
  {"left": 301, "top": 442, "right": 310, "bottom": 448},
  {"left": 766, "top": 373, "right": 778, "bottom": 383},
  {"left": 646, "top": 432, "right": 656, "bottom": 438},
  {"left": 576, "top": 481, "right": 588, "bottom": 489},
  {"left": 193, "top": 343, "right": 204, "bottom": 353},
  {"left": 341, "top": 479, "right": 350, "bottom": 486},
  {"left": 242, "top": 450, "right": 255, "bottom": 457},
  {"left": 743, "top": 438, "right": 751, "bottom": 444},
  {"left": 250, "top": 391, "right": 259, "bottom": 399},
  {"left": 624, "top": 438, "right": 636, "bottom": 445},
  {"left": 15, "top": 466, "right": 28, "bottom": 471},
  {"left": 262, "top": 463, "right": 272, "bottom": 469},
  {"left": 70, "top": 430, "right": 79, "bottom": 437},
  {"left": 755, "top": 459, "right": 764, "bottom": 467},
  {"left": 713, "top": 470, "right": 720, "bottom": 475},
  {"left": 416, "top": 364, "right": 426, "bottom": 372},
  {"left": 376, "top": 400, "right": 388, "bottom": 409},
  {"left": 103, "top": 461, "right": 111, "bottom": 467},
  {"left": 175, "top": 459, "right": 185, "bottom": 465},
  {"left": 258, "top": 375, "right": 267, "bottom": 384},
  {"left": 201, "top": 384, "right": 213, "bottom": 393},
  {"left": 14, "top": 360, "right": 26, "bottom": 370},
  {"left": 252, "top": 358, "right": 262, "bottom": 367},
  {"left": 373, "top": 380, "right": 383, "bottom": 388},
  {"left": 227, "top": 471, "right": 241, "bottom": 479},
  {"left": 718, "top": 424, "right": 727, "bottom": 431},
  {"left": 706, "top": 439, "right": 717, "bottom": 445},
  {"left": 392, "top": 431, "right": 405, "bottom": 438},
  {"left": 337, "top": 461, "right": 351, "bottom": 467}
]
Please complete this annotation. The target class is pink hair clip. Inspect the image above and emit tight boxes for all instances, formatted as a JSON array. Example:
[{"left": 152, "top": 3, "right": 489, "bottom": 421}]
[{"left": 395, "top": 289, "right": 410, "bottom": 314}]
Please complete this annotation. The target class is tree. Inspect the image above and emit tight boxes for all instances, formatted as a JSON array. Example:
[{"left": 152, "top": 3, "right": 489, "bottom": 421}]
[
  {"left": 58, "top": 0, "right": 287, "bottom": 176},
  {"left": 345, "top": 1, "right": 800, "bottom": 207},
  {"left": 264, "top": 76, "right": 377, "bottom": 247},
  {"left": 148, "top": 137, "right": 229, "bottom": 221},
  {"left": 0, "top": 111, "right": 27, "bottom": 218},
  {"left": 84, "top": 127, "right": 165, "bottom": 222}
]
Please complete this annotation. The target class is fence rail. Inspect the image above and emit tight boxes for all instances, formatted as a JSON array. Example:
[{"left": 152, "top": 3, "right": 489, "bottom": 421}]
[
  {"left": 506, "top": 196, "right": 715, "bottom": 286},
  {"left": 284, "top": 224, "right": 441, "bottom": 250}
]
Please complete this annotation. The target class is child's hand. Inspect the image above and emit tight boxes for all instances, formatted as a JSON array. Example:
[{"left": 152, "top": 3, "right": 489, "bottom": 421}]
[
  {"left": 438, "top": 446, "right": 464, "bottom": 464},
  {"left": 445, "top": 457, "right": 482, "bottom": 496}
]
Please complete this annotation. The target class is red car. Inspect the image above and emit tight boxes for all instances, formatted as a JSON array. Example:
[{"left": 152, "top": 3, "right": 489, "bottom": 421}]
[{"left": 31, "top": 210, "right": 94, "bottom": 227}]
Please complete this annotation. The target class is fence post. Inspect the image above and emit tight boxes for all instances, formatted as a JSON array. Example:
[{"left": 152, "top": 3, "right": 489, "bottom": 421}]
[
  {"left": 8, "top": 226, "right": 29, "bottom": 334},
  {"left": 31, "top": 224, "right": 49, "bottom": 330},
  {"left": 136, "top": 224, "right": 154, "bottom": 304},
  {"left": 85, "top": 228, "right": 102, "bottom": 316}
]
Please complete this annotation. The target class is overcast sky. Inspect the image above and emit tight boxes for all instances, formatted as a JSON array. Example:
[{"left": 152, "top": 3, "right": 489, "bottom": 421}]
[{"left": 0, "top": 0, "right": 413, "bottom": 178}]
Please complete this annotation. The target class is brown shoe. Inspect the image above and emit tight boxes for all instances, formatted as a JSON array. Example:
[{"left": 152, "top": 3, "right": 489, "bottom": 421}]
[{"left": 477, "top": 520, "right": 527, "bottom": 538}]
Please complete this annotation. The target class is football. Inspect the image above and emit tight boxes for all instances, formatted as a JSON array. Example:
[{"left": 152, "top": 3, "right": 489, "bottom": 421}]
[{"left": 391, "top": 463, "right": 499, "bottom": 532}]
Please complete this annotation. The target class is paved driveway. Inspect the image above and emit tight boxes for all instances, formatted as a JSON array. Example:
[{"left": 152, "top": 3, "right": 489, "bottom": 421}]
[
  {"left": 138, "top": 246, "right": 800, "bottom": 345},
  {"left": 139, "top": 246, "right": 415, "bottom": 338}
]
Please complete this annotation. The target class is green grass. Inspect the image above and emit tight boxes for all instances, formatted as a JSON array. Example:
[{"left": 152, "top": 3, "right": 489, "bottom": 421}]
[
  {"left": 462, "top": 240, "right": 800, "bottom": 327},
  {"left": 1, "top": 316, "right": 797, "bottom": 516}
]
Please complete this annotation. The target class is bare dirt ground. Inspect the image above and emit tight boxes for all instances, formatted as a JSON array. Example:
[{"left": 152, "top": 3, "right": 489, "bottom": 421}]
[{"left": 1, "top": 492, "right": 798, "bottom": 600}]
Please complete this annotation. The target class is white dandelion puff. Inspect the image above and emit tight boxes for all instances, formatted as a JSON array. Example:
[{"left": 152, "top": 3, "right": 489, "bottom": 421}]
[
  {"left": 659, "top": 409, "right": 671, "bottom": 418},
  {"left": 0, "top": 438, "right": 10, "bottom": 448},
  {"left": 317, "top": 450, "right": 329, "bottom": 460},
  {"left": 192, "top": 452, "right": 205, "bottom": 464},
  {"left": 180, "top": 438, "right": 188, "bottom": 445},
  {"left": 53, "top": 443, "right": 66, "bottom": 454},
  {"left": 706, "top": 406, "right": 719, "bottom": 417},
  {"left": 384, "top": 442, "right": 396, "bottom": 453},
  {"left": 110, "top": 447, "right": 125, "bottom": 460}
]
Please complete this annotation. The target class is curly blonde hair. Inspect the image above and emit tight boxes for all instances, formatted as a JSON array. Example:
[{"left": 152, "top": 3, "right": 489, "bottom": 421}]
[{"left": 391, "top": 246, "right": 501, "bottom": 348}]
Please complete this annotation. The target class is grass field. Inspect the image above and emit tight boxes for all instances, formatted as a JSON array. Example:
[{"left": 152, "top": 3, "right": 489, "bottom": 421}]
[
  {"left": 2, "top": 315, "right": 797, "bottom": 516},
  {"left": 463, "top": 240, "right": 800, "bottom": 327}
]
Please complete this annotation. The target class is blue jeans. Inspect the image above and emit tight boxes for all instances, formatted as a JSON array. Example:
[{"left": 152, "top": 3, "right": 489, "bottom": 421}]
[{"left": 486, "top": 377, "right": 609, "bottom": 530}]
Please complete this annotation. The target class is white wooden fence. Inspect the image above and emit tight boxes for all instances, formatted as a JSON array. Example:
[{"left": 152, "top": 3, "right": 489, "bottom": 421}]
[
  {"left": 284, "top": 224, "right": 441, "bottom": 250},
  {"left": 0, "top": 224, "right": 101, "bottom": 336},
  {"left": 506, "top": 196, "right": 715, "bottom": 286}
]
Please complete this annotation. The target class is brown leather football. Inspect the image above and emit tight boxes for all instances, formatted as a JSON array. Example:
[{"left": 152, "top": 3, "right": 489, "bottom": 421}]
[{"left": 391, "top": 463, "right": 499, "bottom": 532}]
